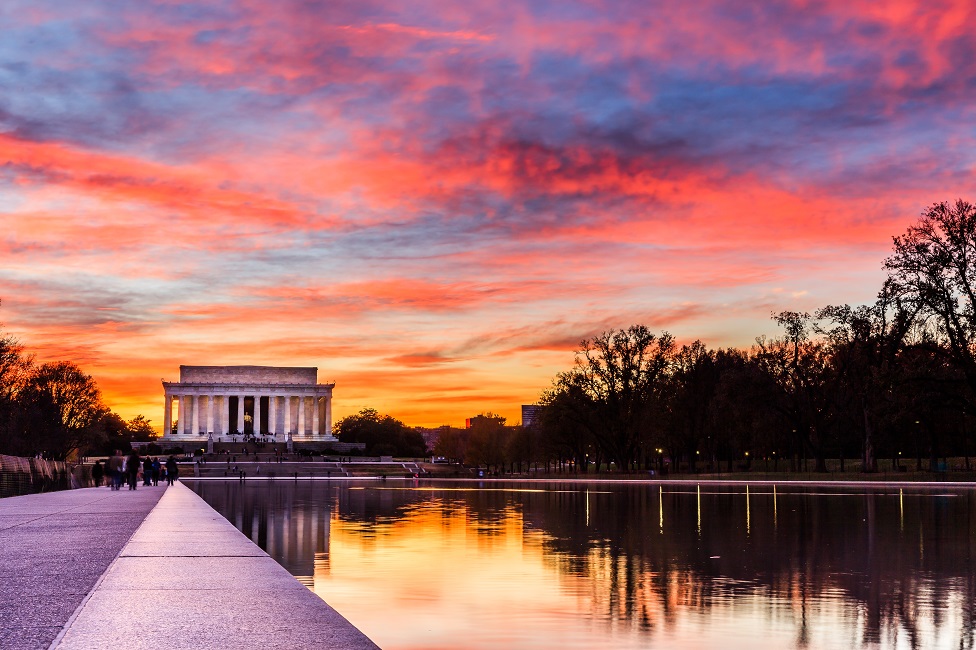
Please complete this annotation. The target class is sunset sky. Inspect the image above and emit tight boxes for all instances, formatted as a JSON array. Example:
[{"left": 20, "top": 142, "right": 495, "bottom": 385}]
[{"left": 1, "top": 0, "right": 974, "bottom": 430}]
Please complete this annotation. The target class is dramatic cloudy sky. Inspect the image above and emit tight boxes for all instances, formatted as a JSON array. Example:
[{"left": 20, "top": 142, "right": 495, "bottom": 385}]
[{"left": 1, "top": 0, "right": 974, "bottom": 429}]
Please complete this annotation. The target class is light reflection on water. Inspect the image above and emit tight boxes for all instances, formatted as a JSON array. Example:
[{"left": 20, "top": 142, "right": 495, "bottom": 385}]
[{"left": 192, "top": 481, "right": 976, "bottom": 650}]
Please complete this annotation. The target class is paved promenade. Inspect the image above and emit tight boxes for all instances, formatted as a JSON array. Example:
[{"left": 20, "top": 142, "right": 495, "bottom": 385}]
[
  {"left": 0, "top": 484, "right": 165, "bottom": 649},
  {"left": 1, "top": 483, "right": 379, "bottom": 650}
]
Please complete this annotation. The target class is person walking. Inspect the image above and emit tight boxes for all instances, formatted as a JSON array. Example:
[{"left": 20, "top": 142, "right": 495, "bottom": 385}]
[
  {"left": 142, "top": 456, "right": 153, "bottom": 486},
  {"left": 126, "top": 450, "right": 141, "bottom": 490},
  {"left": 151, "top": 457, "right": 161, "bottom": 486},
  {"left": 91, "top": 460, "right": 104, "bottom": 487},
  {"left": 165, "top": 456, "right": 178, "bottom": 485},
  {"left": 108, "top": 450, "right": 124, "bottom": 490},
  {"left": 120, "top": 454, "right": 129, "bottom": 489}
]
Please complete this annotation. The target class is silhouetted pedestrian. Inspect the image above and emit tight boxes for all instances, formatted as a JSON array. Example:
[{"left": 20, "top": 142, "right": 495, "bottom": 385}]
[
  {"left": 108, "top": 450, "right": 124, "bottom": 490},
  {"left": 142, "top": 456, "right": 153, "bottom": 486},
  {"left": 165, "top": 456, "right": 178, "bottom": 485},
  {"left": 151, "top": 458, "right": 160, "bottom": 486},
  {"left": 91, "top": 460, "right": 104, "bottom": 487},
  {"left": 126, "top": 451, "right": 140, "bottom": 490}
]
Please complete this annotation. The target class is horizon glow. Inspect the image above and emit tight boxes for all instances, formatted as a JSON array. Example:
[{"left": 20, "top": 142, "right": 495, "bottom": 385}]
[{"left": 2, "top": 0, "right": 974, "bottom": 430}]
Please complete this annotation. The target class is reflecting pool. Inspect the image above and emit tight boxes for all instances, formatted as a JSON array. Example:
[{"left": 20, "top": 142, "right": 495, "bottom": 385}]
[{"left": 192, "top": 480, "right": 976, "bottom": 649}]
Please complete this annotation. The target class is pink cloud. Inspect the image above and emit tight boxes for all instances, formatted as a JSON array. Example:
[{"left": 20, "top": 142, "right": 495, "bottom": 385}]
[{"left": 4, "top": 0, "right": 973, "bottom": 430}]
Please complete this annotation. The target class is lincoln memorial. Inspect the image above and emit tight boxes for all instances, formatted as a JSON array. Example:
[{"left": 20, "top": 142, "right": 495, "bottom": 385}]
[{"left": 162, "top": 365, "right": 336, "bottom": 442}]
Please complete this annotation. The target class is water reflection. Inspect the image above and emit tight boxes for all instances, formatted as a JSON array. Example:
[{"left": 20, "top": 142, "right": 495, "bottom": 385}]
[{"left": 193, "top": 481, "right": 976, "bottom": 650}]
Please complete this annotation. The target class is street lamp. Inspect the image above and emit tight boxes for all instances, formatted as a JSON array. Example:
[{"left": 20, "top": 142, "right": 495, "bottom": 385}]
[{"left": 915, "top": 420, "right": 921, "bottom": 471}]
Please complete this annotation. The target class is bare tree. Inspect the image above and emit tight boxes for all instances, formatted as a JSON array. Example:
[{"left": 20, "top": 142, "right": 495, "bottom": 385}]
[
  {"left": 664, "top": 340, "right": 719, "bottom": 472},
  {"left": 815, "top": 284, "right": 916, "bottom": 472},
  {"left": 554, "top": 325, "right": 676, "bottom": 471},
  {"left": 755, "top": 312, "right": 832, "bottom": 472},
  {"left": 884, "top": 199, "right": 976, "bottom": 397},
  {"left": 539, "top": 380, "right": 596, "bottom": 472}
]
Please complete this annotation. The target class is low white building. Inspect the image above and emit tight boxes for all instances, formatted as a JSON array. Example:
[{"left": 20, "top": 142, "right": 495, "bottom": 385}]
[{"left": 161, "top": 365, "right": 336, "bottom": 443}]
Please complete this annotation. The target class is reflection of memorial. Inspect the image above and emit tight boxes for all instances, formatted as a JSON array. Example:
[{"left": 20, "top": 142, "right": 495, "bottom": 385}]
[
  {"left": 162, "top": 365, "right": 335, "bottom": 442},
  {"left": 195, "top": 482, "right": 335, "bottom": 582}
]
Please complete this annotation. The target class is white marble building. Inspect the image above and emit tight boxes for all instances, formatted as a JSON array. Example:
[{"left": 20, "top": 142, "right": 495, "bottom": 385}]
[{"left": 162, "top": 366, "right": 336, "bottom": 442}]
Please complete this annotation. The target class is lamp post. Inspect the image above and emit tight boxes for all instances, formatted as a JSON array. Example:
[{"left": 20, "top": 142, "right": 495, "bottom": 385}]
[{"left": 915, "top": 420, "right": 921, "bottom": 472}]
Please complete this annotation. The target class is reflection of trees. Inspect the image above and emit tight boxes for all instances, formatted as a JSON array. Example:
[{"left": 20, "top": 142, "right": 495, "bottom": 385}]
[
  {"left": 194, "top": 481, "right": 976, "bottom": 647},
  {"left": 517, "top": 485, "right": 976, "bottom": 645}
]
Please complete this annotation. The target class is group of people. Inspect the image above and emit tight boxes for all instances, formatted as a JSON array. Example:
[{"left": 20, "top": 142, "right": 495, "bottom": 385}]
[{"left": 91, "top": 451, "right": 179, "bottom": 490}]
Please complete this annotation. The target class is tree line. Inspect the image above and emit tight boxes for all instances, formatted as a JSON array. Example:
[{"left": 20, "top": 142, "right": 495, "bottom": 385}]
[
  {"left": 347, "top": 201, "right": 976, "bottom": 474},
  {"left": 532, "top": 200, "right": 976, "bottom": 474},
  {"left": 0, "top": 311, "right": 156, "bottom": 460}
]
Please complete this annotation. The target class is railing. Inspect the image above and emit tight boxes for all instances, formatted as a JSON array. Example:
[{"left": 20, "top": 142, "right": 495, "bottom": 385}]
[{"left": 0, "top": 454, "right": 84, "bottom": 498}]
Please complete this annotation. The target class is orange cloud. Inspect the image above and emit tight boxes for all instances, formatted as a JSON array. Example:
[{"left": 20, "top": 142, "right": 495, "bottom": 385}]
[{"left": 3, "top": 0, "right": 972, "bottom": 432}]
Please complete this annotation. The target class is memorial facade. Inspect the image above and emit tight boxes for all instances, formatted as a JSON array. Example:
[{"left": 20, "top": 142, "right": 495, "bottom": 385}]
[{"left": 161, "top": 366, "right": 336, "bottom": 442}]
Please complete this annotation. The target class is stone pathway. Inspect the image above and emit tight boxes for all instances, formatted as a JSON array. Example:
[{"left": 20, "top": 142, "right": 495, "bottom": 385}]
[
  {"left": 0, "top": 484, "right": 166, "bottom": 649},
  {"left": 52, "top": 482, "right": 378, "bottom": 649}
]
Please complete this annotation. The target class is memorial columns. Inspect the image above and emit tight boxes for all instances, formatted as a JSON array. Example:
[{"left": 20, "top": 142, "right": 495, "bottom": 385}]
[
  {"left": 324, "top": 395, "right": 332, "bottom": 437},
  {"left": 223, "top": 395, "right": 230, "bottom": 436},
  {"left": 191, "top": 393, "right": 200, "bottom": 436},
  {"left": 163, "top": 392, "right": 172, "bottom": 438},
  {"left": 299, "top": 395, "right": 306, "bottom": 438},
  {"left": 207, "top": 394, "right": 214, "bottom": 434},
  {"left": 284, "top": 396, "right": 292, "bottom": 436},
  {"left": 185, "top": 395, "right": 192, "bottom": 436},
  {"left": 178, "top": 395, "right": 185, "bottom": 437},
  {"left": 254, "top": 395, "right": 262, "bottom": 436},
  {"left": 237, "top": 394, "right": 245, "bottom": 434},
  {"left": 312, "top": 396, "right": 320, "bottom": 438},
  {"left": 269, "top": 396, "right": 277, "bottom": 436}
]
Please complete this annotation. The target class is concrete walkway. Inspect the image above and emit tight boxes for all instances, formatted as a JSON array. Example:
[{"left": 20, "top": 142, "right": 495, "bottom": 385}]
[
  {"left": 52, "top": 482, "right": 378, "bottom": 649},
  {"left": 0, "top": 484, "right": 166, "bottom": 649}
]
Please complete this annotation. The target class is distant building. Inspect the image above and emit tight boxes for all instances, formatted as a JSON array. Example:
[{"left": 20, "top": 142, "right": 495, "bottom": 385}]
[{"left": 521, "top": 405, "right": 542, "bottom": 427}]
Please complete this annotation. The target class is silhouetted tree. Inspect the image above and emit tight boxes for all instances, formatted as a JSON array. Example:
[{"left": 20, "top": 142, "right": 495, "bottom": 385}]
[
  {"left": 752, "top": 312, "right": 832, "bottom": 471},
  {"left": 336, "top": 407, "right": 426, "bottom": 457},
  {"left": 0, "top": 326, "right": 32, "bottom": 456},
  {"left": 127, "top": 414, "right": 156, "bottom": 439},
  {"left": 664, "top": 341, "right": 719, "bottom": 471},
  {"left": 707, "top": 348, "right": 781, "bottom": 471},
  {"left": 465, "top": 413, "right": 509, "bottom": 471},
  {"left": 14, "top": 361, "right": 107, "bottom": 460},
  {"left": 505, "top": 425, "right": 538, "bottom": 473},
  {"left": 538, "top": 381, "right": 596, "bottom": 472},
  {"left": 433, "top": 427, "right": 469, "bottom": 463},
  {"left": 885, "top": 199, "right": 976, "bottom": 402},
  {"left": 815, "top": 285, "right": 917, "bottom": 471},
  {"left": 97, "top": 411, "right": 131, "bottom": 454},
  {"left": 554, "top": 326, "right": 676, "bottom": 471}
]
